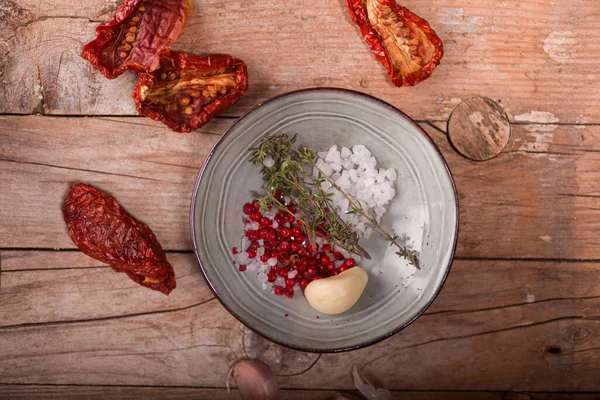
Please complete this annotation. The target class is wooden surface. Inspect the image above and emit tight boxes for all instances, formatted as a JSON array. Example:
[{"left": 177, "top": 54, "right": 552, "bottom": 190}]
[{"left": 2, "top": 0, "right": 600, "bottom": 398}]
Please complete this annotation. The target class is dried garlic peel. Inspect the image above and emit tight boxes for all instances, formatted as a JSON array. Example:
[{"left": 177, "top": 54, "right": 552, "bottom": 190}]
[{"left": 304, "top": 267, "right": 368, "bottom": 314}]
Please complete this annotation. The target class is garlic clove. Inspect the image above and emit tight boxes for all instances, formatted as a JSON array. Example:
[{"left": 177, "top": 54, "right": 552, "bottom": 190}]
[
  {"left": 304, "top": 266, "right": 368, "bottom": 315},
  {"left": 229, "top": 360, "right": 279, "bottom": 400}
]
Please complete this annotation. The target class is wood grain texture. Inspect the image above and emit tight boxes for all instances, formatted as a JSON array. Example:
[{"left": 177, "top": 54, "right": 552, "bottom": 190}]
[
  {"left": 448, "top": 97, "right": 510, "bottom": 160},
  {"left": 1, "top": 1, "right": 600, "bottom": 122},
  {"left": 3, "top": 116, "right": 600, "bottom": 258},
  {"left": 1, "top": 387, "right": 599, "bottom": 400},
  {"left": 2, "top": 254, "right": 600, "bottom": 390}
]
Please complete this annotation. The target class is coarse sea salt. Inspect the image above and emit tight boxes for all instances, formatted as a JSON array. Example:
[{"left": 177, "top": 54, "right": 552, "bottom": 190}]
[{"left": 313, "top": 144, "right": 398, "bottom": 236}]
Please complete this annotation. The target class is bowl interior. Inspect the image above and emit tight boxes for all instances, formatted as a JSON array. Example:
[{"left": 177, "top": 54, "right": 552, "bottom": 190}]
[{"left": 192, "top": 89, "right": 457, "bottom": 352}]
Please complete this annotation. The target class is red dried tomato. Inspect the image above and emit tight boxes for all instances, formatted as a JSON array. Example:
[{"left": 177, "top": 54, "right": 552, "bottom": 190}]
[
  {"left": 346, "top": 0, "right": 444, "bottom": 87},
  {"left": 81, "top": 0, "right": 191, "bottom": 79},
  {"left": 62, "top": 183, "right": 176, "bottom": 295},
  {"left": 132, "top": 52, "right": 249, "bottom": 132}
]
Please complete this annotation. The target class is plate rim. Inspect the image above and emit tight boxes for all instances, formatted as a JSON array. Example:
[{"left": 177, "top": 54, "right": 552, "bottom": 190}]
[{"left": 190, "top": 87, "right": 460, "bottom": 353}]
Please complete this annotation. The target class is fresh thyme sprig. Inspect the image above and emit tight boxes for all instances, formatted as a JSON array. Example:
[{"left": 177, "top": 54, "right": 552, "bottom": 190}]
[{"left": 250, "top": 134, "right": 418, "bottom": 267}]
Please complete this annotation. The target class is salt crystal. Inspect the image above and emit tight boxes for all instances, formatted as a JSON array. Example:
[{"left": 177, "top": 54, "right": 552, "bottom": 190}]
[
  {"left": 330, "top": 162, "right": 342, "bottom": 172},
  {"left": 257, "top": 272, "right": 268, "bottom": 283},
  {"left": 364, "top": 227, "right": 373, "bottom": 239},
  {"left": 349, "top": 169, "right": 358, "bottom": 182},
  {"left": 364, "top": 177, "right": 375, "bottom": 187},
  {"left": 272, "top": 220, "right": 279, "bottom": 229},
  {"left": 241, "top": 236, "right": 249, "bottom": 251},
  {"left": 331, "top": 172, "right": 341, "bottom": 181},
  {"left": 288, "top": 270, "right": 298, "bottom": 279},
  {"left": 267, "top": 257, "right": 278, "bottom": 267},
  {"left": 317, "top": 151, "right": 328, "bottom": 159},
  {"left": 341, "top": 147, "right": 352, "bottom": 158},
  {"left": 257, "top": 247, "right": 265, "bottom": 257},
  {"left": 386, "top": 168, "right": 397, "bottom": 181},
  {"left": 352, "top": 145, "right": 371, "bottom": 158},
  {"left": 250, "top": 221, "right": 260, "bottom": 230},
  {"left": 325, "top": 145, "right": 341, "bottom": 164},
  {"left": 262, "top": 156, "right": 275, "bottom": 168},
  {"left": 238, "top": 252, "right": 250, "bottom": 264},
  {"left": 258, "top": 239, "right": 264, "bottom": 246}
]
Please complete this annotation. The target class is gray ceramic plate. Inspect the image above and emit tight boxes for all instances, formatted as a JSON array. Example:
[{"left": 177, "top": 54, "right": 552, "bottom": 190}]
[{"left": 191, "top": 88, "right": 458, "bottom": 352}]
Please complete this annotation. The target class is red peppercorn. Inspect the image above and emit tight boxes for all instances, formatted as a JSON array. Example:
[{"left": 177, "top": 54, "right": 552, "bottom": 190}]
[
  {"left": 266, "top": 230, "right": 277, "bottom": 242},
  {"left": 322, "top": 244, "right": 331, "bottom": 253},
  {"left": 330, "top": 271, "right": 338, "bottom": 276},
  {"left": 321, "top": 255, "right": 331, "bottom": 265},
  {"left": 284, "top": 288, "right": 294, "bottom": 299},
  {"left": 327, "top": 262, "right": 335, "bottom": 271},
  {"left": 297, "top": 247, "right": 307, "bottom": 256},
  {"left": 250, "top": 212, "right": 262, "bottom": 222},
  {"left": 345, "top": 258, "right": 356, "bottom": 267},
  {"left": 279, "top": 267, "right": 289, "bottom": 277},
  {"left": 274, "top": 189, "right": 283, "bottom": 201},
  {"left": 338, "top": 265, "right": 348, "bottom": 273},
  {"left": 247, "top": 248, "right": 257, "bottom": 258},
  {"left": 246, "top": 231, "right": 258, "bottom": 241},
  {"left": 285, "top": 278, "right": 296, "bottom": 287},
  {"left": 290, "top": 242, "right": 299, "bottom": 252},
  {"left": 281, "top": 227, "right": 291, "bottom": 238},
  {"left": 268, "top": 272, "right": 277, "bottom": 282},
  {"left": 333, "top": 251, "right": 344, "bottom": 261},
  {"left": 307, "top": 266, "right": 318, "bottom": 276},
  {"left": 291, "top": 225, "right": 302, "bottom": 237},
  {"left": 312, "top": 276, "right": 322, "bottom": 281},
  {"left": 270, "top": 266, "right": 279, "bottom": 273},
  {"left": 294, "top": 234, "right": 305, "bottom": 243},
  {"left": 274, "top": 286, "right": 284, "bottom": 296},
  {"left": 285, "top": 214, "right": 296, "bottom": 224},
  {"left": 238, "top": 264, "right": 247, "bottom": 272},
  {"left": 260, "top": 217, "right": 271, "bottom": 227},
  {"left": 243, "top": 203, "right": 254, "bottom": 215},
  {"left": 260, "top": 253, "right": 269, "bottom": 263},
  {"left": 249, "top": 241, "right": 260, "bottom": 250},
  {"left": 279, "top": 241, "right": 290, "bottom": 251},
  {"left": 232, "top": 247, "right": 239, "bottom": 255},
  {"left": 298, "top": 264, "right": 307, "bottom": 272},
  {"left": 252, "top": 200, "right": 260, "bottom": 210},
  {"left": 299, "top": 278, "right": 310, "bottom": 290}
]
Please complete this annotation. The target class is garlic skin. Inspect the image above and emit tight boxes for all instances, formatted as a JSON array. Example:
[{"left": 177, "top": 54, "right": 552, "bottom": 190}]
[
  {"left": 230, "top": 360, "right": 278, "bottom": 400},
  {"left": 304, "top": 266, "right": 368, "bottom": 314}
]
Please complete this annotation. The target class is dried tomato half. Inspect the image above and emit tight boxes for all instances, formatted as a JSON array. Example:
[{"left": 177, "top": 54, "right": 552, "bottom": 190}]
[
  {"left": 346, "top": 0, "right": 444, "bottom": 87},
  {"left": 62, "top": 183, "right": 176, "bottom": 295},
  {"left": 132, "top": 52, "right": 249, "bottom": 132},
  {"left": 81, "top": 0, "right": 191, "bottom": 79}
]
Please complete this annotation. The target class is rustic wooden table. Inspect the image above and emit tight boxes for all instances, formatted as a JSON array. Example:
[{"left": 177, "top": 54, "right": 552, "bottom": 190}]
[{"left": 2, "top": 0, "right": 600, "bottom": 398}]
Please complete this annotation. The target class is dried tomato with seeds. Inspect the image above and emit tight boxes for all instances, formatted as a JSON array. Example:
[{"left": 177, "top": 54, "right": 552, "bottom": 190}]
[
  {"left": 132, "top": 51, "right": 249, "bottom": 132},
  {"left": 62, "top": 183, "right": 176, "bottom": 295},
  {"left": 81, "top": 0, "right": 191, "bottom": 79},
  {"left": 346, "top": 0, "right": 443, "bottom": 87}
]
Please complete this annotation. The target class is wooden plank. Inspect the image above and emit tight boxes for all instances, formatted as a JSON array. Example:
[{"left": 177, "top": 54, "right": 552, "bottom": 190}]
[
  {"left": 3, "top": 115, "right": 600, "bottom": 258},
  {"left": 1, "top": 1, "right": 600, "bottom": 123},
  {"left": 1, "top": 258, "right": 599, "bottom": 390},
  {"left": 0, "top": 252, "right": 213, "bottom": 327},
  {"left": 1, "top": 387, "right": 598, "bottom": 400},
  {"left": 0, "top": 115, "right": 225, "bottom": 250},
  {"left": 3, "top": 251, "right": 600, "bottom": 327}
]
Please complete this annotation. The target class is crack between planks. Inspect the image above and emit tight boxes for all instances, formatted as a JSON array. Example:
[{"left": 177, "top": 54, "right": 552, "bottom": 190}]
[
  {"left": 1, "top": 383, "right": 600, "bottom": 395},
  {"left": 362, "top": 316, "right": 589, "bottom": 368},
  {"left": 425, "top": 295, "right": 600, "bottom": 317},
  {"left": 0, "top": 297, "right": 217, "bottom": 330},
  {"left": 0, "top": 158, "right": 168, "bottom": 183}
]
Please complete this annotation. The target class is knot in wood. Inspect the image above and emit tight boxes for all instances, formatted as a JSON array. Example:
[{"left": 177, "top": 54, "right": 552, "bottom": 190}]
[
  {"left": 448, "top": 97, "right": 511, "bottom": 161},
  {"left": 565, "top": 325, "right": 593, "bottom": 343}
]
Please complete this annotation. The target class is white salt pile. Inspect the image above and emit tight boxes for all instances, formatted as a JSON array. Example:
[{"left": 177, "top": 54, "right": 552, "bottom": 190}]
[{"left": 313, "top": 144, "right": 397, "bottom": 239}]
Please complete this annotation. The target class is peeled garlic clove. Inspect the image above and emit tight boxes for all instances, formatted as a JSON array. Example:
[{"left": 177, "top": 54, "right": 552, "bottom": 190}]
[
  {"left": 229, "top": 360, "right": 278, "bottom": 400},
  {"left": 304, "top": 266, "right": 368, "bottom": 314}
]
